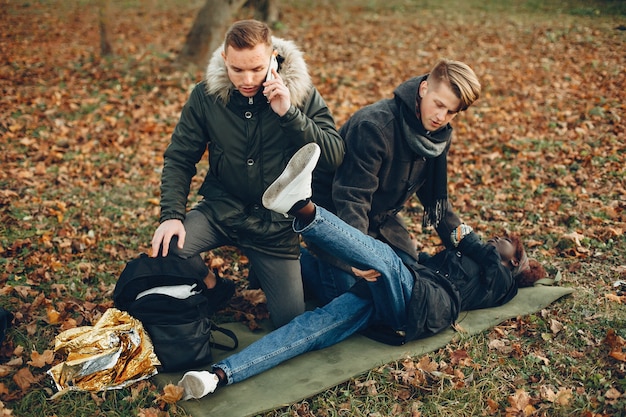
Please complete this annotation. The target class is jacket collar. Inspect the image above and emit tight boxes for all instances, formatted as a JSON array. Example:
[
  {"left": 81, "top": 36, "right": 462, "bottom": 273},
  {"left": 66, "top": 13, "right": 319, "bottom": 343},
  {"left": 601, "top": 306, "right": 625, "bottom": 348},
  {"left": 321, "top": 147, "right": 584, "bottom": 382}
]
[{"left": 204, "top": 37, "right": 313, "bottom": 108}]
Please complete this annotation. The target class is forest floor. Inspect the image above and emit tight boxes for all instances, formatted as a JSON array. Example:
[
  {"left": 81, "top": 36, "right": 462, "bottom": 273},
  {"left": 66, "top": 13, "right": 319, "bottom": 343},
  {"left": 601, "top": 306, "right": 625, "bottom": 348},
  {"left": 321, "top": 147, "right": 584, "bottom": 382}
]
[{"left": 1, "top": 0, "right": 625, "bottom": 416}]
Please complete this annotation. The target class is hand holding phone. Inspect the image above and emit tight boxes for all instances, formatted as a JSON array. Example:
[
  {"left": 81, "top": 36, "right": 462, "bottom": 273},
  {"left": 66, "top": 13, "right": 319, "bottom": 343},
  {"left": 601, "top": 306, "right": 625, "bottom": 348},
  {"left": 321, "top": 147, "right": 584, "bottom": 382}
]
[{"left": 264, "top": 53, "right": 289, "bottom": 114}]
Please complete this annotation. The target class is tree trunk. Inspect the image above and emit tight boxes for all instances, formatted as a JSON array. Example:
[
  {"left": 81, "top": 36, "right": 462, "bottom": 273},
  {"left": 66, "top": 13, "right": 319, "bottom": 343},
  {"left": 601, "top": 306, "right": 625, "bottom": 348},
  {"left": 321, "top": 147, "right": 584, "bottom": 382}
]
[
  {"left": 245, "top": 0, "right": 279, "bottom": 24},
  {"left": 98, "top": 0, "right": 113, "bottom": 56},
  {"left": 176, "top": 0, "right": 248, "bottom": 68}
]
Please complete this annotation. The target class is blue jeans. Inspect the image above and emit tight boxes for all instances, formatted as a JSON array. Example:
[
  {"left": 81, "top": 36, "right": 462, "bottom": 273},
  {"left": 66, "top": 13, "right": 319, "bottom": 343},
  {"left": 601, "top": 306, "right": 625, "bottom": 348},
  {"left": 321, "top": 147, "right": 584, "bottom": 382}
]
[
  {"left": 215, "top": 207, "right": 415, "bottom": 385},
  {"left": 300, "top": 246, "right": 357, "bottom": 305}
]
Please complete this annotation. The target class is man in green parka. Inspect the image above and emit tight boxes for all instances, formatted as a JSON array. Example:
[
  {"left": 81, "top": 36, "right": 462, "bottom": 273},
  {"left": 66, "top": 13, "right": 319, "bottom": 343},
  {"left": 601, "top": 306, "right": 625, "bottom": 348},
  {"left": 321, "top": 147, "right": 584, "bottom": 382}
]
[{"left": 150, "top": 20, "right": 344, "bottom": 328}]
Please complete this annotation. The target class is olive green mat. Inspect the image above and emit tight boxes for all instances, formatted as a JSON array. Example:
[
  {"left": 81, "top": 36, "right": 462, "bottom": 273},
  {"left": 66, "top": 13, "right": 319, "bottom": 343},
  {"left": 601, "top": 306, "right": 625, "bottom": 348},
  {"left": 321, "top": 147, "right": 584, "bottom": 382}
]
[{"left": 154, "top": 286, "right": 573, "bottom": 417}]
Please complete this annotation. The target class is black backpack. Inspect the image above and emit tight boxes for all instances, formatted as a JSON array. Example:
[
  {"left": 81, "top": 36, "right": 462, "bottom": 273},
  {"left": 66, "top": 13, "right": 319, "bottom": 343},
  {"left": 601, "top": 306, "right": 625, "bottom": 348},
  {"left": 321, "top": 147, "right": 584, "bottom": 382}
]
[{"left": 113, "top": 253, "right": 238, "bottom": 373}]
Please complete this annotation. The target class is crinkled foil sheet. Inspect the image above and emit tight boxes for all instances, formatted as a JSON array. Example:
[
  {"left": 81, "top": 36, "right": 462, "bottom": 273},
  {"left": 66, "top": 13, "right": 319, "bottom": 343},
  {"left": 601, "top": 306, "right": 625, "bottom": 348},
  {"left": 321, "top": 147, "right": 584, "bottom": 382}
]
[{"left": 47, "top": 308, "right": 161, "bottom": 392}]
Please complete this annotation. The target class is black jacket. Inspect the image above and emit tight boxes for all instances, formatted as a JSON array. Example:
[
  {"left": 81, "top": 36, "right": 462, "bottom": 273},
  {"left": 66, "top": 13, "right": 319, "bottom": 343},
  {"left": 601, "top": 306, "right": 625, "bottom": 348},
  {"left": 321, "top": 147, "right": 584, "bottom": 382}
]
[
  {"left": 404, "top": 232, "right": 518, "bottom": 341},
  {"left": 316, "top": 76, "right": 462, "bottom": 263}
]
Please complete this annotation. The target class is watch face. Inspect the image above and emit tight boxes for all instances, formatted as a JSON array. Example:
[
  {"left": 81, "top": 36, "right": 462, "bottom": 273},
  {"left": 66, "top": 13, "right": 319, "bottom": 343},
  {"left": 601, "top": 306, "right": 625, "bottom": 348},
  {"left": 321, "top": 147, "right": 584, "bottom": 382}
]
[{"left": 452, "top": 224, "right": 472, "bottom": 246}]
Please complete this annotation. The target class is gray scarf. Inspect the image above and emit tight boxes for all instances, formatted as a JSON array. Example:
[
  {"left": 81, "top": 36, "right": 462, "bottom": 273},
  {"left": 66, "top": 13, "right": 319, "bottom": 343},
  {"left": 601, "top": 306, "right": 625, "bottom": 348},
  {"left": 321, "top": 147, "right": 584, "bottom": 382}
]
[
  {"left": 401, "top": 103, "right": 452, "bottom": 228},
  {"left": 402, "top": 122, "right": 448, "bottom": 158}
]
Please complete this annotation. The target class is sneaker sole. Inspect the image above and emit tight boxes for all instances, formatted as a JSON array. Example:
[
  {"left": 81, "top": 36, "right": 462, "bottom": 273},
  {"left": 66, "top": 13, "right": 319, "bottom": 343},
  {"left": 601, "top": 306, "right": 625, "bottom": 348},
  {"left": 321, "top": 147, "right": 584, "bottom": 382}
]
[
  {"left": 262, "top": 143, "right": 321, "bottom": 212},
  {"left": 178, "top": 371, "right": 218, "bottom": 400}
]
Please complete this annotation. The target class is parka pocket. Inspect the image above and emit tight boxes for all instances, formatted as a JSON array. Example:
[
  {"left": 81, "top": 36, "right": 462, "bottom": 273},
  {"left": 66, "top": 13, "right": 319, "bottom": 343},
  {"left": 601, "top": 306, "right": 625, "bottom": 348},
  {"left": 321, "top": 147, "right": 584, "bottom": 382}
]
[{"left": 207, "top": 143, "right": 225, "bottom": 178}]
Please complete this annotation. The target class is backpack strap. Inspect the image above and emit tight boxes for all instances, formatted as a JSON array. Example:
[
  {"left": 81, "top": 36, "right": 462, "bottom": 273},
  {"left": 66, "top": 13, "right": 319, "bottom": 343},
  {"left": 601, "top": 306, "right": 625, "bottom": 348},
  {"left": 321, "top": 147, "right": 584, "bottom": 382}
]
[{"left": 210, "top": 324, "right": 239, "bottom": 351}]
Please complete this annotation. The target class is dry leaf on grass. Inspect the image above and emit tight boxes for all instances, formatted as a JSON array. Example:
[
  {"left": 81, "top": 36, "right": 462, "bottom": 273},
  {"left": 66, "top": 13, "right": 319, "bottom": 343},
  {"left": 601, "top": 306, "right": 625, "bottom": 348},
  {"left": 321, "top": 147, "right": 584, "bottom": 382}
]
[
  {"left": 12, "top": 368, "right": 39, "bottom": 391},
  {"left": 138, "top": 407, "right": 167, "bottom": 417},
  {"left": 505, "top": 389, "right": 536, "bottom": 416},
  {"left": 0, "top": 401, "right": 13, "bottom": 416},
  {"left": 604, "top": 388, "right": 622, "bottom": 404},
  {"left": 27, "top": 350, "right": 54, "bottom": 368},
  {"left": 156, "top": 383, "right": 184, "bottom": 404},
  {"left": 604, "top": 329, "right": 626, "bottom": 362}
]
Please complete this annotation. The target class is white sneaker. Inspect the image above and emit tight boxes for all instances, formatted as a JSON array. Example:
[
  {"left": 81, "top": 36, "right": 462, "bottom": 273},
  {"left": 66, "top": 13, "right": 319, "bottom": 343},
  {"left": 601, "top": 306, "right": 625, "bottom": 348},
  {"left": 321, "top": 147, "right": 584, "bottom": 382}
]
[
  {"left": 178, "top": 370, "right": 219, "bottom": 400},
  {"left": 262, "top": 143, "right": 321, "bottom": 215}
]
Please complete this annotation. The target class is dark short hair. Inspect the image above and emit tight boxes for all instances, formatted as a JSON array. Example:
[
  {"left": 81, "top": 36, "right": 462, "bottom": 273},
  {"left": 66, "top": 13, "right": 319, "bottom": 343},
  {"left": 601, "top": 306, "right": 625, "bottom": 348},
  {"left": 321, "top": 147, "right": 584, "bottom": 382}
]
[{"left": 224, "top": 19, "right": 272, "bottom": 51}]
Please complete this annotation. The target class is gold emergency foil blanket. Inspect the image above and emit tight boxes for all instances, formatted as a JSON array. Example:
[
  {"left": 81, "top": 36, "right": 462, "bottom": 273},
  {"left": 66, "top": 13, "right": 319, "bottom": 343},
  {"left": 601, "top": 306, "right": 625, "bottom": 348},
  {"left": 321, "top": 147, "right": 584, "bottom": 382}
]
[{"left": 48, "top": 308, "right": 161, "bottom": 392}]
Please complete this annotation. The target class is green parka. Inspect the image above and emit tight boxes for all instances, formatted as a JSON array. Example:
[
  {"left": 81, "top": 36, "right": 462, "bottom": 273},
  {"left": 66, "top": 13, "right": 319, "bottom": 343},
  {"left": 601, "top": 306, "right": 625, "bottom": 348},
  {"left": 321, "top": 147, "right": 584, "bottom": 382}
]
[{"left": 159, "top": 37, "right": 344, "bottom": 258}]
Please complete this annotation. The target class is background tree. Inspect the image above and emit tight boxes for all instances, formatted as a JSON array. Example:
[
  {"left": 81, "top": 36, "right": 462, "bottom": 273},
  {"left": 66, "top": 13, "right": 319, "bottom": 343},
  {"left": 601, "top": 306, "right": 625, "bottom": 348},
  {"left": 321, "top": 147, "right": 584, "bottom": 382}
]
[
  {"left": 176, "top": 0, "right": 279, "bottom": 68},
  {"left": 249, "top": 0, "right": 279, "bottom": 24},
  {"left": 98, "top": 0, "right": 112, "bottom": 56}
]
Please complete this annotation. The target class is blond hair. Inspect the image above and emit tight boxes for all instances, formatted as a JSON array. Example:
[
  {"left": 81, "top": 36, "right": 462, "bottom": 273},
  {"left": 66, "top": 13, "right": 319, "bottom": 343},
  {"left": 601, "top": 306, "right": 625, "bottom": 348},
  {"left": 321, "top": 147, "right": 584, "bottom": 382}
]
[
  {"left": 224, "top": 20, "right": 272, "bottom": 51},
  {"left": 427, "top": 59, "right": 481, "bottom": 111}
]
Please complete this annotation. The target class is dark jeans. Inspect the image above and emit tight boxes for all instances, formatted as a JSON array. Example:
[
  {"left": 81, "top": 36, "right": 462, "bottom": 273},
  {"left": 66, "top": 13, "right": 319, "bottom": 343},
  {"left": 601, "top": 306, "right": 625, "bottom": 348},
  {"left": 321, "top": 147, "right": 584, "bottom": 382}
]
[{"left": 172, "top": 209, "right": 305, "bottom": 328}]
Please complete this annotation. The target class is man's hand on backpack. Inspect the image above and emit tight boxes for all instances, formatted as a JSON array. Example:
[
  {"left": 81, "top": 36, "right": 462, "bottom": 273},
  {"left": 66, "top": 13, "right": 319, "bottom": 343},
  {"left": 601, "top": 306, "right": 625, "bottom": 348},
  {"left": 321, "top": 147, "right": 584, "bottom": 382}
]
[{"left": 151, "top": 219, "right": 186, "bottom": 257}]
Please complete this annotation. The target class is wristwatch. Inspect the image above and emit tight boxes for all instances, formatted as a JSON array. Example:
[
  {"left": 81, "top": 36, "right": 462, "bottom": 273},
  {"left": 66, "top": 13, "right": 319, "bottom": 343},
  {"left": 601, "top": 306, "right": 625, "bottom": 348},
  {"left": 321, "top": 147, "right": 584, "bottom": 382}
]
[{"left": 450, "top": 224, "right": 473, "bottom": 247}]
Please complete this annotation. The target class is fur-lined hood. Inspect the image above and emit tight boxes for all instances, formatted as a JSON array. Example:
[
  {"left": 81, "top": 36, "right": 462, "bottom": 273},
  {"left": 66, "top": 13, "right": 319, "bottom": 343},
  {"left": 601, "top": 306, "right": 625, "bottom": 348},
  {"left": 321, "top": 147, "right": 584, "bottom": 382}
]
[{"left": 204, "top": 36, "right": 313, "bottom": 107}]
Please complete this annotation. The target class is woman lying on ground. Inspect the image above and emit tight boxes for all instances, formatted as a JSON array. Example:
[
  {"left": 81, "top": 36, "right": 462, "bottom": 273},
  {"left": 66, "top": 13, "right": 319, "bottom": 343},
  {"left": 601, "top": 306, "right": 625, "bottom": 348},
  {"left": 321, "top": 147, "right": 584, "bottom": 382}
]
[{"left": 177, "top": 143, "right": 547, "bottom": 400}]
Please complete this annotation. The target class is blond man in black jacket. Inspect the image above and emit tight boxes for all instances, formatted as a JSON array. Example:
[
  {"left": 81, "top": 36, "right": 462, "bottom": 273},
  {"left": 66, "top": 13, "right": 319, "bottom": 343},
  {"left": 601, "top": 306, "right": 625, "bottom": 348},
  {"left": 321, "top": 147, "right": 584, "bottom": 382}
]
[{"left": 307, "top": 59, "right": 481, "bottom": 306}]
